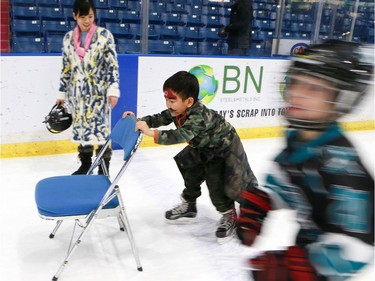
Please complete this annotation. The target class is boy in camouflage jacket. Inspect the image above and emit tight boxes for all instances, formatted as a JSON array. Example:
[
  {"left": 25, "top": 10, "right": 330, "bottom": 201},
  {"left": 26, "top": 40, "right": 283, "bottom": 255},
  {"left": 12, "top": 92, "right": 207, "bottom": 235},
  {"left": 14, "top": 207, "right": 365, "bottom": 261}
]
[{"left": 123, "top": 71, "right": 258, "bottom": 242}]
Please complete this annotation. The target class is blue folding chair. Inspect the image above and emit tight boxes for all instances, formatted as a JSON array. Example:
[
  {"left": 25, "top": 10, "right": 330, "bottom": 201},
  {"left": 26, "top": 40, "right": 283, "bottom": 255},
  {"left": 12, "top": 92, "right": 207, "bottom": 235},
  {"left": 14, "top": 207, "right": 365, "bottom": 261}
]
[{"left": 35, "top": 116, "right": 143, "bottom": 281}]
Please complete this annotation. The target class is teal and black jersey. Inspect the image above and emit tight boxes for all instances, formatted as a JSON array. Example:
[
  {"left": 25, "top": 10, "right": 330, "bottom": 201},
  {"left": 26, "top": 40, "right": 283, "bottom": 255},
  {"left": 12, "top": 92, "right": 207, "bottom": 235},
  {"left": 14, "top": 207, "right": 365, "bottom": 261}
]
[{"left": 266, "top": 122, "right": 374, "bottom": 246}]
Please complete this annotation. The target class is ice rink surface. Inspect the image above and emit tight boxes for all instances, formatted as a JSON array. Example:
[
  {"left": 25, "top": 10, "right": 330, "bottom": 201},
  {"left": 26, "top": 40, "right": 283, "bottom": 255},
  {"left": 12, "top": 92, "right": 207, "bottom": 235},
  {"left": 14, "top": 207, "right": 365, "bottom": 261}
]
[{"left": 0, "top": 131, "right": 374, "bottom": 281}]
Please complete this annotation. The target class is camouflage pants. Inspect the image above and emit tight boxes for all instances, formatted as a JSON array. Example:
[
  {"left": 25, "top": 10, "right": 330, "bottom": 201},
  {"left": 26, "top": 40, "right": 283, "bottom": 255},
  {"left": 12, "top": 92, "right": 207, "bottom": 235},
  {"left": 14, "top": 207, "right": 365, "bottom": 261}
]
[{"left": 174, "top": 135, "right": 258, "bottom": 212}]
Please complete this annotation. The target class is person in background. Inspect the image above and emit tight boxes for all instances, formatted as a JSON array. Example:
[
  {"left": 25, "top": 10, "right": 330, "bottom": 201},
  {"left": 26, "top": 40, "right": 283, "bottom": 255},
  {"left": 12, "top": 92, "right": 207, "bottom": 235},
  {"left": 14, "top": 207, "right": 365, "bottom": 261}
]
[
  {"left": 236, "top": 40, "right": 374, "bottom": 280},
  {"left": 219, "top": 0, "right": 253, "bottom": 56},
  {"left": 56, "top": 0, "right": 120, "bottom": 175},
  {"left": 123, "top": 71, "right": 258, "bottom": 243}
]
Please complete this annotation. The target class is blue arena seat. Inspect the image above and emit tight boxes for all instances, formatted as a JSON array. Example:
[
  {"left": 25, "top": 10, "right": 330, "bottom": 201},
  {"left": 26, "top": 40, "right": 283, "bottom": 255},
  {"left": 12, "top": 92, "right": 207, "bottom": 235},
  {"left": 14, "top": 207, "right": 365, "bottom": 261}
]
[
  {"left": 188, "top": 3, "right": 202, "bottom": 15},
  {"left": 128, "top": 23, "right": 141, "bottom": 39},
  {"left": 180, "top": 26, "right": 204, "bottom": 41},
  {"left": 59, "top": 0, "right": 74, "bottom": 8},
  {"left": 118, "top": 10, "right": 141, "bottom": 24},
  {"left": 149, "top": 12, "right": 164, "bottom": 25},
  {"left": 38, "top": 6, "right": 64, "bottom": 21},
  {"left": 249, "top": 42, "right": 267, "bottom": 57},
  {"left": 11, "top": 5, "right": 38, "bottom": 20},
  {"left": 156, "top": 24, "right": 181, "bottom": 40},
  {"left": 167, "top": 3, "right": 189, "bottom": 14},
  {"left": 45, "top": 34, "right": 64, "bottom": 53},
  {"left": 93, "top": 0, "right": 109, "bottom": 9},
  {"left": 35, "top": 0, "right": 59, "bottom": 7},
  {"left": 126, "top": 0, "right": 141, "bottom": 11},
  {"left": 202, "top": 5, "right": 222, "bottom": 16},
  {"left": 183, "top": 14, "right": 205, "bottom": 27},
  {"left": 204, "top": 0, "right": 223, "bottom": 7},
  {"left": 147, "top": 24, "right": 160, "bottom": 40},
  {"left": 148, "top": 40, "right": 174, "bottom": 54},
  {"left": 203, "top": 15, "right": 223, "bottom": 28},
  {"left": 107, "top": 0, "right": 127, "bottom": 9},
  {"left": 175, "top": 40, "right": 199, "bottom": 55},
  {"left": 12, "top": 36, "right": 45, "bottom": 53},
  {"left": 105, "top": 22, "right": 132, "bottom": 39},
  {"left": 202, "top": 27, "right": 221, "bottom": 42},
  {"left": 116, "top": 38, "right": 141, "bottom": 54},
  {"left": 149, "top": 2, "right": 167, "bottom": 13},
  {"left": 162, "top": 12, "right": 185, "bottom": 26},
  {"left": 11, "top": 0, "right": 35, "bottom": 5},
  {"left": 12, "top": 19, "right": 41, "bottom": 36},
  {"left": 41, "top": 20, "right": 70, "bottom": 36},
  {"left": 96, "top": 8, "right": 119, "bottom": 24},
  {"left": 199, "top": 41, "right": 223, "bottom": 56}
]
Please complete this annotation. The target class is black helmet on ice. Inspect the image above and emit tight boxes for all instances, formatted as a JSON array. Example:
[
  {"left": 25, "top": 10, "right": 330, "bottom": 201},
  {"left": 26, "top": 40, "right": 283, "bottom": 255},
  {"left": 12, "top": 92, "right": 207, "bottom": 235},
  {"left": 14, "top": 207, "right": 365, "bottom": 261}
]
[{"left": 43, "top": 104, "right": 72, "bottom": 134}]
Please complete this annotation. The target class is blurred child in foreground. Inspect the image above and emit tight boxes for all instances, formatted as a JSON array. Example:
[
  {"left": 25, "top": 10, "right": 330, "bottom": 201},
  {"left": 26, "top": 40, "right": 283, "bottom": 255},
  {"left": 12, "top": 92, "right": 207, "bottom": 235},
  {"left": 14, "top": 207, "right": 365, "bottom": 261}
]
[
  {"left": 123, "top": 71, "right": 258, "bottom": 243},
  {"left": 236, "top": 40, "right": 374, "bottom": 280}
]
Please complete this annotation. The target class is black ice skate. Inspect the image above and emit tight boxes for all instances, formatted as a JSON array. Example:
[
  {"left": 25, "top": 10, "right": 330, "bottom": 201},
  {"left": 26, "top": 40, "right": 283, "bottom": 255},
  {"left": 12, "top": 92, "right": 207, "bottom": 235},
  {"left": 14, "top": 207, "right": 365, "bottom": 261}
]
[
  {"left": 216, "top": 208, "right": 237, "bottom": 243},
  {"left": 165, "top": 197, "right": 197, "bottom": 224}
]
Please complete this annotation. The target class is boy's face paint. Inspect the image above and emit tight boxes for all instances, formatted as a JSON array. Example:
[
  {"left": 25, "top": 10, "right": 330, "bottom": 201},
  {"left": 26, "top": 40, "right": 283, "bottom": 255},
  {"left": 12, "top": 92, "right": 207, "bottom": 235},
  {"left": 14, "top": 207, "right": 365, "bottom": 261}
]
[
  {"left": 163, "top": 89, "right": 193, "bottom": 117},
  {"left": 164, "top": 89, "right": 178, "bottom": 99}
]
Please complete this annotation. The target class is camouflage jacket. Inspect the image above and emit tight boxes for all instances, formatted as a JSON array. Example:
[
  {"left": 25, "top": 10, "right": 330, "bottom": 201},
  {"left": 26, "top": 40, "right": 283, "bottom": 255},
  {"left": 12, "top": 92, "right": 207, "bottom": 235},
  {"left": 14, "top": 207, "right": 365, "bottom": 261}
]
[{"left": 141, "top": 101, "right": 236, "bottom": 151}]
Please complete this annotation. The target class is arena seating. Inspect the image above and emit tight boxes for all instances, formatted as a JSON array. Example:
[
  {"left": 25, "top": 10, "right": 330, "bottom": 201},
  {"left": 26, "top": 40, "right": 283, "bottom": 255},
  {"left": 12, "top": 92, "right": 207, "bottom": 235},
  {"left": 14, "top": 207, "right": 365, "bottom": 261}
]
[{"left": 8, "top": 0, "right": 375, "bottom": 55}]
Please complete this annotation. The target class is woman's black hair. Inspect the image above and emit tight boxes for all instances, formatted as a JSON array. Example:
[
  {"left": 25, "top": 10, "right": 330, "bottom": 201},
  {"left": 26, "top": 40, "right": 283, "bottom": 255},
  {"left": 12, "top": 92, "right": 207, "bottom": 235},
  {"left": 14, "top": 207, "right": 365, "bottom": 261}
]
[
  {"left": 163, "top": 71, "right": 200, "bottom": 102},
  {"left": 73, "top": 0, "right": 96, "bottom": 16}
]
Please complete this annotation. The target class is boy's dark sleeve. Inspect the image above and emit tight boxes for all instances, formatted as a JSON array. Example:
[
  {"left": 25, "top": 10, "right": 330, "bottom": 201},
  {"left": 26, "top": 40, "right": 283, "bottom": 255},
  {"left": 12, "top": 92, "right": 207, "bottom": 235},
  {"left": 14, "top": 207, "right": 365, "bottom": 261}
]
[
  {"left": 155, "top": 113, "right": 206, "bottom": 145},
  {"left": 140, "top": 110, "right": 174, "bottom": 128}
]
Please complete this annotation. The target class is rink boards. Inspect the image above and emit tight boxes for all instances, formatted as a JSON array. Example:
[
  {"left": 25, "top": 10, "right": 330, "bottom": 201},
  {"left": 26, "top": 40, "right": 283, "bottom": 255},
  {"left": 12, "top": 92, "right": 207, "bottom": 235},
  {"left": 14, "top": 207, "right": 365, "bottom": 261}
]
[{"left": 1, "top": 54, "right": 373, "bottom": 158}]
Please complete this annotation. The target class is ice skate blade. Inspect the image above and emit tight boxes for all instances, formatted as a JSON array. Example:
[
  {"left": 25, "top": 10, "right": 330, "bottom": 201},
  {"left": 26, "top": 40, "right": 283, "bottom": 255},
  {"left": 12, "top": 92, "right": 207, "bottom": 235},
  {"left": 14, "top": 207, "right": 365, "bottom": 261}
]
[{"left": 164, "top": 217, "right": 198, "bottom": 225}]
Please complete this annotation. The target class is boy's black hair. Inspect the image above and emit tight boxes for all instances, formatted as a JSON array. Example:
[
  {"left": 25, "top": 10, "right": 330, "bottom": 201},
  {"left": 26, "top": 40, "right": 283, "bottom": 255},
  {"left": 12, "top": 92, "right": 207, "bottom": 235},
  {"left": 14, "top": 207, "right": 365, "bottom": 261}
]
[
  {"left": 73, "top": 0, "right": 96, "bottom": 16},
  {"left": 163, "top": 71, "right": 200, "bottom": 102}
]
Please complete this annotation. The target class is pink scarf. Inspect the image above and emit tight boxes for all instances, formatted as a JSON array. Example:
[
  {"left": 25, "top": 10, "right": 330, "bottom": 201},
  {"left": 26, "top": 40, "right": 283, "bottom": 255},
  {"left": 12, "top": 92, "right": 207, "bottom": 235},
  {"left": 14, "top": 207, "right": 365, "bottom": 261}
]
[{"left": 73, "top": 23, "right": 97, "bottom": 61}]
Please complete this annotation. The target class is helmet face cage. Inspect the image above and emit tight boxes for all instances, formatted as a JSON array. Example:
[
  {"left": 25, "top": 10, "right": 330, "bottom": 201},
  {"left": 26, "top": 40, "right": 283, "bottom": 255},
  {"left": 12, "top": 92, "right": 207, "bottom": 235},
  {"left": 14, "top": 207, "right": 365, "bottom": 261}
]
[
  {"left": 44, "top": 104, "right": 72, "bottom": 134},
  {"left": 284, "top": 40, "right": 373, "bottom": 130}
]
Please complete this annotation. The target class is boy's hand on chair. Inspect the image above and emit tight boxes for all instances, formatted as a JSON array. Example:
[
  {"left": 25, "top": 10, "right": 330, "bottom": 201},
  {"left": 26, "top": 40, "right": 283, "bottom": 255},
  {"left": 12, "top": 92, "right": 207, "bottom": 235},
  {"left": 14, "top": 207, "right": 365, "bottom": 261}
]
[
  {"left": 122, "top": 111, "right": 135, "bottom": 118},
  {"left": 136, "top": 121, "right": 154, "bottom": 137}
]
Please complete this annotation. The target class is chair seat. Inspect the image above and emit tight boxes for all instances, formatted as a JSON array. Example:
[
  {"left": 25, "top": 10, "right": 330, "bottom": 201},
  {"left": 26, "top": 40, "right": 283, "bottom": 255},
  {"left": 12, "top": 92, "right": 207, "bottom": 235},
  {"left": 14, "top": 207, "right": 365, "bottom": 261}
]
[{"left": 35, "top": 175, "right": 119, "bottom": 217}]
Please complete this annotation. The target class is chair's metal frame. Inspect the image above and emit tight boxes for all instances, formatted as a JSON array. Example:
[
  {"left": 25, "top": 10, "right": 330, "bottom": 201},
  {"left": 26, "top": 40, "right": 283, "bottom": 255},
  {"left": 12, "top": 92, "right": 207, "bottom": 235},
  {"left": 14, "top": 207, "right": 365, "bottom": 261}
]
[{"left": 37, "top": 118, "right": 143, "bottom": 281}]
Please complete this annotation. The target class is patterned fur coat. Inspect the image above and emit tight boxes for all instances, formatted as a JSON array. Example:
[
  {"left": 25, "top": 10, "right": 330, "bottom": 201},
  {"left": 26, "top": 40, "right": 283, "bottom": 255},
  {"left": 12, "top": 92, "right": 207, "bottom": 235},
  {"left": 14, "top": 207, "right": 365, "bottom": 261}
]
[{"left": 58, "top": 26, "right": 120, "bottom": 145}]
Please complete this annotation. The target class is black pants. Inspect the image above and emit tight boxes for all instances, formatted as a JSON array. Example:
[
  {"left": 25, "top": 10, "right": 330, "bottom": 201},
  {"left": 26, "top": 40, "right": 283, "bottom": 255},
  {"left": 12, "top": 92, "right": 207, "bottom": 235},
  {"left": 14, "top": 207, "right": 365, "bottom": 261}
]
[{"left": 174, "top": 146, "right": 234, "bottom": 213}]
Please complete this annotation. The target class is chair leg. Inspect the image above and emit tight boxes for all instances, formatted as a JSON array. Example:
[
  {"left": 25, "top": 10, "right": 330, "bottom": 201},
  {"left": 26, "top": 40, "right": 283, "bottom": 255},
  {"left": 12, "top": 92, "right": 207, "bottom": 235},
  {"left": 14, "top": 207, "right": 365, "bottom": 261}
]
[
  {"left": 117, "top": 215, "right": 126, "bottom": 231},
  {"left": 116, "top": 189, "right": 143, "bottom": 271},
  {"left": 52, "top": 213, "right": 96, "bottom": 280},
  {"left": 49, "top": 220, "right": 63, "bottom": 239}
]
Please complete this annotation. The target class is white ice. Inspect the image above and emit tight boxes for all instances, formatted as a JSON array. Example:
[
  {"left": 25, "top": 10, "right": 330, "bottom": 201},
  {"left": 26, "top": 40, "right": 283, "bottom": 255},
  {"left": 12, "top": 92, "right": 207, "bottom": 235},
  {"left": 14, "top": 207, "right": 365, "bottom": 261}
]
[{"left": 0, "top": 131, "right": 374, "bottom": 281}]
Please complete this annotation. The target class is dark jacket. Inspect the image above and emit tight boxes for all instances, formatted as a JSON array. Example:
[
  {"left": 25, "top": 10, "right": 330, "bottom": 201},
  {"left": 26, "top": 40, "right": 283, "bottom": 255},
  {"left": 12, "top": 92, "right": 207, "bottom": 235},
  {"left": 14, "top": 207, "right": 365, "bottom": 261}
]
[{"left": 225, "top": 0, "right": 253, "bottom": 49}]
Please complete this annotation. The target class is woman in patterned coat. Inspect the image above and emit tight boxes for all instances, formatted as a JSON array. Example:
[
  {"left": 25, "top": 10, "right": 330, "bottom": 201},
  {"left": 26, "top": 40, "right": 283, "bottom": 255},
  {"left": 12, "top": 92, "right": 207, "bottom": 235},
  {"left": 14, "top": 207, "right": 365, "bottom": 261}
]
[{"left": 56, "top": 0, "right": 120, "bottom": 175}]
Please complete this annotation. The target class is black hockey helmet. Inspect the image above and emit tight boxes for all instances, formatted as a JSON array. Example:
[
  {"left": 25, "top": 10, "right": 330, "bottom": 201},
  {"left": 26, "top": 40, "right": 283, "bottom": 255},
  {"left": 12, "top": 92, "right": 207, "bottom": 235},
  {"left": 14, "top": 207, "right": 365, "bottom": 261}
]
[
  {"left": 285, "top": 39, "right": 373, "bottom": 129},
  {"left": 43, "top": 104, "right": 72, "bottom": 134}
]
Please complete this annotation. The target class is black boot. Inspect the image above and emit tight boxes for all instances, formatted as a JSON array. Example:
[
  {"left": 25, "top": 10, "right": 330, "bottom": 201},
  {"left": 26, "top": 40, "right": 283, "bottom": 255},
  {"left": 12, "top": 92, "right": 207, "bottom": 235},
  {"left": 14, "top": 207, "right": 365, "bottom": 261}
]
[
  {"left": 72, "top": 145, "right": 93, "bottom": 175},
  {"left": 97, "top": 146, "right": 112, "bottom": 175}
]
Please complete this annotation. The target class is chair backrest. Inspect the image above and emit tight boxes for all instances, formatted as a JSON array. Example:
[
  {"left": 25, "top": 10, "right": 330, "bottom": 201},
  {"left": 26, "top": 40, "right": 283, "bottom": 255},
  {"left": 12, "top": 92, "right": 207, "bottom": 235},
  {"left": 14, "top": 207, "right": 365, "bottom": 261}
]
[{"left": 110, "top": 116, "right": 141, "bottom": 161}]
